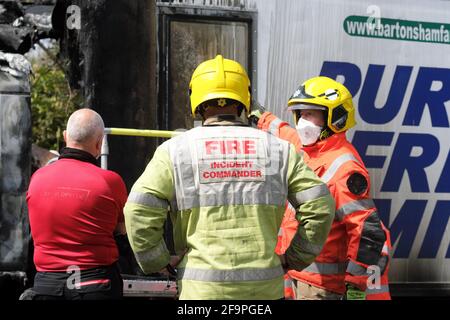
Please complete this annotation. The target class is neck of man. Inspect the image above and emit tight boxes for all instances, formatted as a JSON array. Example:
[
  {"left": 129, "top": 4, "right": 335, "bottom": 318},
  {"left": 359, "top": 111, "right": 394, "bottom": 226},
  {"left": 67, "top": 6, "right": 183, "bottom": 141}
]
[{"left": 65, "top": 142, "right": 97, "bottom": 158}]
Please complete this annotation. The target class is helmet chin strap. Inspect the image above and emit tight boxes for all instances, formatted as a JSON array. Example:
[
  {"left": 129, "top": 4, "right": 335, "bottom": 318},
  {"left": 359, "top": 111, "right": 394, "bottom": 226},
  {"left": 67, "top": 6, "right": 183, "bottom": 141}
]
[{"left": 319, "top": 128, "right": 333, "bottom": 141}]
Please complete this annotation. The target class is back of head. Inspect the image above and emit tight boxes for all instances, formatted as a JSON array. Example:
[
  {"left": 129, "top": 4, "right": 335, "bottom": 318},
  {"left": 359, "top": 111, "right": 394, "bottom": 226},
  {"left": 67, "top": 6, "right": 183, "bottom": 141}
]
[
  {"left": 189, "top": 55, "right": 251, "bottom": 118},
  {"left": 65, "top": 108, "right": 105, "bottom": 147}
]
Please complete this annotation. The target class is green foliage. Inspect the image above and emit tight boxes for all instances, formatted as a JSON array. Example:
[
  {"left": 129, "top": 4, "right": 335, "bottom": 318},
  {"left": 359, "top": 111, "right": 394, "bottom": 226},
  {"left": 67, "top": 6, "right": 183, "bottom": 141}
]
[{"left": 30, "top": 61, "right": 82, "bottom": 151}]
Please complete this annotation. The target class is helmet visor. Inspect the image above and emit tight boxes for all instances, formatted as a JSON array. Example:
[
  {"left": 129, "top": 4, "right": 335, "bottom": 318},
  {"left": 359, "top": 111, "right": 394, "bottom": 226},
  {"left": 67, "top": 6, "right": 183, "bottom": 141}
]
[{"left": 287, "top": 103, "right": 327, "bottom": 112}]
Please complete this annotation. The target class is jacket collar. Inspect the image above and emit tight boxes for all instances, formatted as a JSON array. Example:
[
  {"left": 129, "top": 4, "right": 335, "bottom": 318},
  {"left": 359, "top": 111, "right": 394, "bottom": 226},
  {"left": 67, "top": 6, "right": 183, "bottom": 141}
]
[
  {"left": 203, "top": 115, "right": 249, "bottom": 127},
  {"left": 58, "top": 147, "right": 98, "bottom": 166},
  {"left": 302, "top": 132, "right": 348, "bottom": 156}
]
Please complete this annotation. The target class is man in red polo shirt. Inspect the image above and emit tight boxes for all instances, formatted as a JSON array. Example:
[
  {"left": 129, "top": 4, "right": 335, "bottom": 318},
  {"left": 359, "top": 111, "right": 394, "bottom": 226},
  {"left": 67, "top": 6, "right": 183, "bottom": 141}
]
[{"left": 27, "top": 108, "right": 127, "bottom": 300}]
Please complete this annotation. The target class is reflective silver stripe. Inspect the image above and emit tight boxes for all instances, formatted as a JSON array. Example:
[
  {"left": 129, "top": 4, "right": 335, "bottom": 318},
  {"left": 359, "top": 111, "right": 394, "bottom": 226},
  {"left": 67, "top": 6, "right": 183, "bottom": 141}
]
[
  {"left": 382, "top": 244, "right": 389, "bottom": 255},
  {"left": 134, "top": 240, "right": 168, "bottom": 265},
  {"left": 335, "top": 199, "right": 376, "bottom": 221},
  {"left": 320, "top": 153, "right": 359, "bottom": 184},
  {"left": 278, "top": 228, "right": 283, "bottom": 237},
  {"left": 299, "top": 241, "right": 323, "bottom": 256},
  {"left": 127, "top": 192, "right": 169, "bottom": 209},
  {"left": 168, "top": 126, "right": 290, "bottom": 211},
  {"left": 268, "top": 118, "right": 284, "bottom": 136},
  {"left": 178, "top": 266, "right": 284, "bottom": 282},
  {"left": 346, "top": 261, "right": 367, "bottom": 276},
  {"left": 181, "top": 191, "right": 287, "bottom": 209},
  {"left": 366, "top": 285, "right": 390, "bottom": 295},
  {"left": 288, "top": 184, "right": 330, "bottom": 208},
  {"left": 284, "top": 277, "right": 293, "bottom": 288},
  {"left": 302, "top": 262, "right": 347, "bottom": 275}
]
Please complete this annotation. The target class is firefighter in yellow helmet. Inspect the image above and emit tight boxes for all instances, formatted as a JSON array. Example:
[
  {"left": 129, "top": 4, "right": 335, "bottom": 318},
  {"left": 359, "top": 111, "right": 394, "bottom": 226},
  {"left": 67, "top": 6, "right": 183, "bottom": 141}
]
[
  {"left": 124, "top": 56, "right": 335, "bottom": 300},
  {"left": 251, "top": 76, "right": 392, "bottom": 300},
  {"left": 288, "top": 76, "right": 356, "bottom": 141}
]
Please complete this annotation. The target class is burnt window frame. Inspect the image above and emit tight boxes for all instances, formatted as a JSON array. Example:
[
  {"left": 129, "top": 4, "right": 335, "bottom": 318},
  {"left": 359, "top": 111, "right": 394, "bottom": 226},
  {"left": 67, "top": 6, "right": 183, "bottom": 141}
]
[
  {"left": 156, "top": 3, "right": 257, "bottom": 254},
  {"left": 156, "top": 3, "right": 257, "bottom": 133}
]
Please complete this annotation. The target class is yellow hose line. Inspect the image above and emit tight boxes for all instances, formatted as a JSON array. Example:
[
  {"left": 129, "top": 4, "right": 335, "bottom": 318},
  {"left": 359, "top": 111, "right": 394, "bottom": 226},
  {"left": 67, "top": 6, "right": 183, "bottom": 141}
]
[{"left": 105, "top": 128, "right": 183, "bottom": 138}]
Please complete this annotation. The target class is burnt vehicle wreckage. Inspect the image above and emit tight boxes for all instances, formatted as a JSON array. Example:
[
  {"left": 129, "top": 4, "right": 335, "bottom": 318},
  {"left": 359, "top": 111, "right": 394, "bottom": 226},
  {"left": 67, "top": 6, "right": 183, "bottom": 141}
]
[{"left": 0, "top": 0, "right": 175, "bottom": 300}]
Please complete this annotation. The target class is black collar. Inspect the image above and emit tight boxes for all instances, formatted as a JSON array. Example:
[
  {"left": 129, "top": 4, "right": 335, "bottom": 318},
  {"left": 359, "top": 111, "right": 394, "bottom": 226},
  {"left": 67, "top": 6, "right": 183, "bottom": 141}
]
[{"left": 58, "top": 147, "right": 98, "bottom": 166}]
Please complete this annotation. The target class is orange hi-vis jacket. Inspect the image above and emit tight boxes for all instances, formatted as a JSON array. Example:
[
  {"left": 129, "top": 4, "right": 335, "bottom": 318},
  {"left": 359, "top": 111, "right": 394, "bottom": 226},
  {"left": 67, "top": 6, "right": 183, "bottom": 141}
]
[{"left": 259, "top": 112, "right": 391, "bottom": 300}]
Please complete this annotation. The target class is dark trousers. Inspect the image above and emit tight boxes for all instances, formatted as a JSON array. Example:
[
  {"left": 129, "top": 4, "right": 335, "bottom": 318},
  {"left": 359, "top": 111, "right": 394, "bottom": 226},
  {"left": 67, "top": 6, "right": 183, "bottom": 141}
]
[{"left": 32, "top": 263, "right": 123, "bottom": 300}]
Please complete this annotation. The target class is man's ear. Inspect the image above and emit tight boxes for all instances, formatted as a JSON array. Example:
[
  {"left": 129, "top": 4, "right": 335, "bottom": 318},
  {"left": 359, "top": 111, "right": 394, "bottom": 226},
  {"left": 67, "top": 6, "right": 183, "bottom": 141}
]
[
  {"left": 63, "top": 130, "right": 67, "bottom": 143},
  {"left": 96, "top": 135, "right": 103, "bottom": 150}
]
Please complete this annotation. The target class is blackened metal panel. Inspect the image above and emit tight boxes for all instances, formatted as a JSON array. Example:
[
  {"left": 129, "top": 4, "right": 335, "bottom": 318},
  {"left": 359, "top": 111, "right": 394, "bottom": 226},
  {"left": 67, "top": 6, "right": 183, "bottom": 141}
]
[{"left": 0, "top": 70, "right": 31, "bottom": 272}]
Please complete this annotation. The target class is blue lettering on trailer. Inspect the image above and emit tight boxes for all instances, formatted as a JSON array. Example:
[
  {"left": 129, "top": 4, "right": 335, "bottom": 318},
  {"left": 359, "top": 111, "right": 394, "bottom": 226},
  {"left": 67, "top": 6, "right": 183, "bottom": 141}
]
[
  {"left": 321, "top": 61, "right": 450, "bottom": 128},
  {"left": 375, "top": 199, "right": 426, "bottom": 258},
  {"left": 404, "top": 67, "right": 450, "bottom": 128},
  {"left": 320, "top": 61, "right": 361, "bottom": 96},
  {"left": 436, "top": 150, "right": 450, "bottom": 193},
  {"left": 359, "top": 65, "right": 412, "bottom": 125},
  {"left": 352, "top": 131, "right": 394, "bottom": 168},
  {"left": 381, "top": 133, "right": 439, "bottom": 193},
  {"left": 419, "top": 201, "right": 450, "bottom": 258},
  {"left": 321, "top": 61, "right": 450, "bottom": 260}
]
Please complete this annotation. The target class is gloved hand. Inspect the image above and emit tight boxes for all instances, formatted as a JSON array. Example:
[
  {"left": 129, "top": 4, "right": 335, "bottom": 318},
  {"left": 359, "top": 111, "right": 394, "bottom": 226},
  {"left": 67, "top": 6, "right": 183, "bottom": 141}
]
[
  {"left": 159, "top": 255, "right": 184, "bottom": 279},
  {"left": 248, "top": 99, "right": 266, "bottom": 126},
  {"left": 345, "top": 284, "right": 366, "bottom": 300}
]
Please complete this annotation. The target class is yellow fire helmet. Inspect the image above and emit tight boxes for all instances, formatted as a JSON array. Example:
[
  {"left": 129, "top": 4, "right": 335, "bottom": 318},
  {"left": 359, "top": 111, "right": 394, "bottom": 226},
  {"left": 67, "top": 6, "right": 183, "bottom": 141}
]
[
  {"left": 287, "top": 76, "right": 356, "bottom": 133},
  {"left": 189, "top": 55, "right": 251, "bottom": 117}
]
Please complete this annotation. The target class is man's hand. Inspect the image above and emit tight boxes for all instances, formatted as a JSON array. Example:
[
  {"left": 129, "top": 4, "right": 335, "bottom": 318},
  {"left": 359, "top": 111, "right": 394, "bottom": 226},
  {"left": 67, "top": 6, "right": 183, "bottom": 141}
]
[
  {"left": 248, "top": 99, "right": 266, "bottom": 126},
  {"left": 159, "top": 252, "right": 186, "bottom": 277}
]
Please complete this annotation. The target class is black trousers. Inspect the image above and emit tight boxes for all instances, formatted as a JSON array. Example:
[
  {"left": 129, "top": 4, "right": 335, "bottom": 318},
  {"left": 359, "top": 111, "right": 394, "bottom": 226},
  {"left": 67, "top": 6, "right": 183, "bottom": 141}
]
[{"left": 32, "top": 263, "right": 123, "bottom": 300}]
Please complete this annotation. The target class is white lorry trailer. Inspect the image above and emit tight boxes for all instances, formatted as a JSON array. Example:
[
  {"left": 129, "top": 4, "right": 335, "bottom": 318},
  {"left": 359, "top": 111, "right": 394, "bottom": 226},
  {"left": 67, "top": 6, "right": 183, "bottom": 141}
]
[{"left": 251, "top": 0, "right": 450, "bottom": 296}]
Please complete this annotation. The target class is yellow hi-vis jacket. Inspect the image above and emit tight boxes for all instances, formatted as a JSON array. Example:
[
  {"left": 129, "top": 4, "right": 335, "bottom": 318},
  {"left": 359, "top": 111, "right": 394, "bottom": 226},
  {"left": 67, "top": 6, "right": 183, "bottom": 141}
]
[{"left": 124, "top": 117, "right": 335, "bottom": 300}]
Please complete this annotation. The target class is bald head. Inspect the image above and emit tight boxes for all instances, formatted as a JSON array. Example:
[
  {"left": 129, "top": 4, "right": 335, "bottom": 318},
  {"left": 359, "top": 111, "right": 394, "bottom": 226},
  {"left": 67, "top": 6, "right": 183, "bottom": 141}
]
[{"left": 64, "top": 108, "right": 105, "bottom": 157}]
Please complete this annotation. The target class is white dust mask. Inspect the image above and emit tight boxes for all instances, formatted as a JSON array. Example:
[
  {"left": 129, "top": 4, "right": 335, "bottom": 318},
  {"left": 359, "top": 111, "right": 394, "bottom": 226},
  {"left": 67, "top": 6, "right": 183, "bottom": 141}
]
[{"left": 296, "top": 117, "right": 322, "bottom": 146}]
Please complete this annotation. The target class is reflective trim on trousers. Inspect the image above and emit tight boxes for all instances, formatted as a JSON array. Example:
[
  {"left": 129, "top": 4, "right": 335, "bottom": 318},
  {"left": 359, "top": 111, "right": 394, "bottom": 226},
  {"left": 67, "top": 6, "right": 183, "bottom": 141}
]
[
  {"left": 302, "top": 262, "right": 347, "bottom": 275},
  {"left": 177, "top": 266, "right": 284, "bottom": 282},
  {"left": 288, "top": 184, "right": 330, "bottom": 208},
  {"left": 134, "top": 240, "right": 168, "bottom": 266},
  {"left": 320, "top": 153, "right": 360, "bottom": 184},
  {"left": 127, "top": 192, "right": 169, "bottom": 209},
  {"left": 335, "top": 199, "right": 376, "bottom": 221},
  {"left": 366, "top": 285, "right": 390, "bottom": 295}
]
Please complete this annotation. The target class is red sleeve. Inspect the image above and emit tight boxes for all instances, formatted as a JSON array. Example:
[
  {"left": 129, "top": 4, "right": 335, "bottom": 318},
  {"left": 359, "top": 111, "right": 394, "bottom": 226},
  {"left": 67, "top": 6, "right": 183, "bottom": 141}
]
[
  {"left": 258, "top": 112, "right": 303, "bottom": 153},
  {"left": 330, "top": 163, "right": 387, "bottom": 290},
  {"left": 275, "top": 203, "right": 299, "bottom": 255}
]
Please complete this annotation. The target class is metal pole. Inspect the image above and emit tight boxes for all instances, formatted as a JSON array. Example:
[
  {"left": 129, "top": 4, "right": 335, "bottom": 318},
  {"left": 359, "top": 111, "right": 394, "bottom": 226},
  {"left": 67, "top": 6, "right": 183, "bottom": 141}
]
[
  {"left": 101, "top": 134, "right": 109, "bottom": 170},
  {"left": 100, "top": 128, "right": 183, "bottom": 170},
  {"left": 105, "top": 128, "right": 182, "bottom": 138}
]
